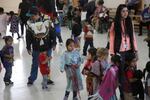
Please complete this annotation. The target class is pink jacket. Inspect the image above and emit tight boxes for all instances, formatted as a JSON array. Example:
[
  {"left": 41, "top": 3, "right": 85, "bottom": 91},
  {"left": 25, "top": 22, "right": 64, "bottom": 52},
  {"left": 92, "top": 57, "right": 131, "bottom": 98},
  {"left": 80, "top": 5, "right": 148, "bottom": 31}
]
[{"left": 109, "top": 21, "right": 138, "bottom": 54}]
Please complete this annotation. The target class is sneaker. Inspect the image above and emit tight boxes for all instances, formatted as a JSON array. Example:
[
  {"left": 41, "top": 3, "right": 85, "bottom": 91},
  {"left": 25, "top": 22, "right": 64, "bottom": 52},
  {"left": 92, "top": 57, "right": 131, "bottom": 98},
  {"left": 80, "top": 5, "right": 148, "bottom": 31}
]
[
  {"left": 5, "top": 82, "right": 10, "bottom": 86},
  {"left": 47, "top": 80, "right": 54, "bottom": 85},
  {"left": 42, "top": 86, "right": 50, "bottom": 91},
  {"left": 27, "top": 81, "right": 33, "bottom": 86},
  {"left": 4, "top": 81, "right": 14, "bottom": 86}
]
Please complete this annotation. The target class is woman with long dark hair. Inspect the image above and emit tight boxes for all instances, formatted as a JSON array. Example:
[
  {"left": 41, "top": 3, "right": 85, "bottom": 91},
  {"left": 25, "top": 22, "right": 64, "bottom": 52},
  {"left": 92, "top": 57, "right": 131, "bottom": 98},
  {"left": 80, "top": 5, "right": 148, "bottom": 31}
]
[
  {"left": 109, "top": 4, "right": 138, "bottom": 100},
  {"left": 109, "top": 4, "right": 137, "bottom": 55}
]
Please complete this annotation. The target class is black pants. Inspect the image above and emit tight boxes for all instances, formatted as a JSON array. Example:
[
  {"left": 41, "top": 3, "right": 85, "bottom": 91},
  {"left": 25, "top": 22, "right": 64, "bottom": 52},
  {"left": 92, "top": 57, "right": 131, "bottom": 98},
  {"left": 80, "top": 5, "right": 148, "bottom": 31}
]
[
  {"left": 83, "top": 40, "right": 94, "bottom": 56},
  {"left": 139, "top": 21, "right": 150, "bottom": 35}
]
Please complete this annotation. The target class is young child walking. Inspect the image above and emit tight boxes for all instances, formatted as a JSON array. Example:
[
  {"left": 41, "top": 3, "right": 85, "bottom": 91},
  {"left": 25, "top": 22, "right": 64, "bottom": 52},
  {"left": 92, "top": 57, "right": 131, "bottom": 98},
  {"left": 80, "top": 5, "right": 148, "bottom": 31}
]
[
  {"left": 98, "top": 55, "right": 121, "bottom": 100},
  {"left": 60, "top": 38, "right": 83, "bottom": 100},
  {"left": 9, "top": 11, "right": 21, "bottom": 39},
  {"left": 82, "top": 47, "right": 97, "bottom": 96},
  {"left": 143, "top": 61, "right": 150, "bottom": 100},
  {"left": 39, "top": 49, "right": 51, "bottom": 90},
  {"left": 1, "top": 36, "right": 14, "bottom": 86},
  {"left": 83, "top": 22, "right": 94, "bottom": 56},
  {"left": 88, "top": 55, "right": 121, "bottom": 100},
  {"left": 90, "top": 48, "right": 110, "bottom": 94},
  {"left": 52, "top": 12, "right": 63, "bottom": 45}
]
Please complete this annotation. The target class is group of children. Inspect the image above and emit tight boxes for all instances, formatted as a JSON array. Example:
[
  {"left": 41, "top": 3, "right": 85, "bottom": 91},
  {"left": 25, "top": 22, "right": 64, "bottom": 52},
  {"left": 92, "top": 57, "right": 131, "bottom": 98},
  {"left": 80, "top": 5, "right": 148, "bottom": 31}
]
[
  {"left": 0, "top": 7, "right": 21, "bottom": 39},
  {"left": 0, "top": 5, "right": 150, "bottom": 100},
  {"left": 58, "top": 36, "right": 150, "bottom": 100}
]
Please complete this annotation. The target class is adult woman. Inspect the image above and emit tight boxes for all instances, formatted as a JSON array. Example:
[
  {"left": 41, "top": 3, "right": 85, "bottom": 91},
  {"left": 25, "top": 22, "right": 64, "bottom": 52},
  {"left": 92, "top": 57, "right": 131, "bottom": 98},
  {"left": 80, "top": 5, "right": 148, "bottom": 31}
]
[
  {"left": 109, "top": 4, "right": 137, "bottom": 56},
  {"left": 109, "top": 4, "right": 138, "bottom": 100}
]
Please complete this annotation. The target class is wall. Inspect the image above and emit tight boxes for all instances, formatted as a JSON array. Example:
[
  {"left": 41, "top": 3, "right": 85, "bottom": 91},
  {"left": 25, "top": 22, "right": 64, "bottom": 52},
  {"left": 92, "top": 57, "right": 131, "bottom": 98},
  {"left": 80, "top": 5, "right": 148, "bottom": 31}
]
[
  {"left": 104, "top": 0, "right": 125, "bottom": 8},
  {"left": 0, "top": 0, "right": 21, "bottom": 13},
  {"left": 1, "top": 0, "right": 146, "bottom": 13}
]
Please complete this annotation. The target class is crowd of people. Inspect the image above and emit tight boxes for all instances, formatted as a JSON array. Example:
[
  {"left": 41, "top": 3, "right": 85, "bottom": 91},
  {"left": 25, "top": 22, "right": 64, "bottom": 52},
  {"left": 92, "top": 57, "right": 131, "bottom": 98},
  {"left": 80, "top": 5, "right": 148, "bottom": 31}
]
[{"left": 0, "top": 0, "right": 150, "bottom": 100}]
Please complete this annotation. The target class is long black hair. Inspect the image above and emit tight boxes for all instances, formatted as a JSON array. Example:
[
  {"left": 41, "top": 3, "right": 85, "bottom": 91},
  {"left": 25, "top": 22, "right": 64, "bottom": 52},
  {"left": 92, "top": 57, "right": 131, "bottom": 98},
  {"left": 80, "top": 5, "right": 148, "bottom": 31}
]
[{"left": 114, "top": 4, "right": 134, "bottom": 53}]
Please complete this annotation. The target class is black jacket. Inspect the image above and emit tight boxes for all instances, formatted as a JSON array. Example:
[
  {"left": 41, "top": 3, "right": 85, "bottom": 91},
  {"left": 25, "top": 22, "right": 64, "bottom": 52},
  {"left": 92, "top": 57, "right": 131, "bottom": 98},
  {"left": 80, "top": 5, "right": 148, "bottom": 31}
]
[{"left": 26, "top": 26, "right": 56, "bottom": 51}]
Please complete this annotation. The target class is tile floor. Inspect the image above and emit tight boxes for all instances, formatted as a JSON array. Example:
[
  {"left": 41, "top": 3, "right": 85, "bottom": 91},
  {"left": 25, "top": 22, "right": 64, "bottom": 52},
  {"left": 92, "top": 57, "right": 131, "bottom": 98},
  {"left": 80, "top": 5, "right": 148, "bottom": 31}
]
[{"left": 0, "top": 23, "right": 149, "bottom": 100}]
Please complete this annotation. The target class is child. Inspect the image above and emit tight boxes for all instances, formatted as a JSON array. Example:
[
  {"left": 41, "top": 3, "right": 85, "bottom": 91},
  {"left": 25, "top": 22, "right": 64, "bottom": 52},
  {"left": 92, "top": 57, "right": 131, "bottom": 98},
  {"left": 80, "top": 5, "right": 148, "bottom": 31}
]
[
  {"left": 72, "top": 17, "right": 82, "bottom": 48},
  {"left": 98, "top": 55, "right": 121, "bottom": 100},
  {"left": 123, "top": 53, "right": 144, "bottom": 100},
  {"left": 82, "top": 47, "right": 97, "bottom": 95},
  {"left": 143, "top": 61, "right": 150, "bottom": 100},
  {"left": 52, "top": 12, "right": 63, "bottom": 45},
  {"left": 88, "top": 54, "right": 121, "bottom": 100},
  {"left": 83, "top": 23, "right": 94, "bottom": 56},
  {"left": 0, "top": 7, "right": 9, "bottom": 38},
  {"left": 9, "top": 11, "right": 21, "bottom": 39},
  {"left": 90, "top": 48, "right": 110, "bottom": 94},
  {"left": 39, "top": 48, "right": 50, "bottom": 90},
  {"left": 60, "top": 38, "right": 83, "bottom": 100},
  {"left": 1, "top": 36, "right": 14, "bottom": 86}
]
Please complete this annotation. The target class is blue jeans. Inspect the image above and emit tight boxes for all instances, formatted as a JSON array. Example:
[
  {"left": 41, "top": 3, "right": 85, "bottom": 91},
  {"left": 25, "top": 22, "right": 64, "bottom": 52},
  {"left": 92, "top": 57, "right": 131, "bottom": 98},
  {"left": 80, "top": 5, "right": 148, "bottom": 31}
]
[
  {"left": 28, "top": 51, "right": 39, "bottom": 82},
  {"left": 4, "top": 65, "right": 12, "bottom": 82}
]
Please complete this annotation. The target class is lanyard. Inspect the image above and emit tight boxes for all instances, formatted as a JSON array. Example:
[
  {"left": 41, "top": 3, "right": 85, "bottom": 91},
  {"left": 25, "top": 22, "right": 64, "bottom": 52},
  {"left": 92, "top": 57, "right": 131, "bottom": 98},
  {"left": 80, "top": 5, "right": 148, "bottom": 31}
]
[{"left": 123, "top": 20, "right": 127, "bottom": 50}]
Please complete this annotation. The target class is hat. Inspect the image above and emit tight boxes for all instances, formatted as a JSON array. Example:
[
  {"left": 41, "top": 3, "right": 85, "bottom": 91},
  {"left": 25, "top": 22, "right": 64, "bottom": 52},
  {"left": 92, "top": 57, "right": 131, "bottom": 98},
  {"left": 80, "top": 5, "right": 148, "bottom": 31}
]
[{"left": 26, "top": 7, "right": 39, "bottom": 17}]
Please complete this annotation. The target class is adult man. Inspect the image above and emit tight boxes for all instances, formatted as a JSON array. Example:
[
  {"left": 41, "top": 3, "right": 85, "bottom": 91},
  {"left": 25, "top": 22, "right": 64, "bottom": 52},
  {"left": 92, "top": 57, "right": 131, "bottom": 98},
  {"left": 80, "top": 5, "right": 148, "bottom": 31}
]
[
  {"left": 139, "top": 4, "right": 150, "bottom": 36},
  {"left": 26, "top": 7, "right": 56, "bottom": 85}
]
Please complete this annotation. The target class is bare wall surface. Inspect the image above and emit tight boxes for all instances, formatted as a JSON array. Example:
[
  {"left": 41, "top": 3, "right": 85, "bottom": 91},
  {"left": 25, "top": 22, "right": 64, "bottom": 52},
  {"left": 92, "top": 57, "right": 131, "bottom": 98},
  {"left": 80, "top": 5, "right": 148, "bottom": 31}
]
[
  {"left": 0, "top": 0, "right": 125, "bottom": 12},
  {"left": 0, "top": 0, "right": 21, "bottom": 13}
]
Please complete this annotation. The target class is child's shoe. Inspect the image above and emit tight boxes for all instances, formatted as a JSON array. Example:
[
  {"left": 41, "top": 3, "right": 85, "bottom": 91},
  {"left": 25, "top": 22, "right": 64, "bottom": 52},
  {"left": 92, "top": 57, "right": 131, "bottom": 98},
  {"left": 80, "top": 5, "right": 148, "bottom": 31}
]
[
  {"left": 5, "top": 81, "right": 14, "bottom": 86},
  {"left": 42, "top": 86, "right": 50, "bottom": 91},
  {"left": 27, "top": 81, "right": 33, "bottom": 86},
  {"left": 5, "top": 82, "right": 10, "bottom": 86}
]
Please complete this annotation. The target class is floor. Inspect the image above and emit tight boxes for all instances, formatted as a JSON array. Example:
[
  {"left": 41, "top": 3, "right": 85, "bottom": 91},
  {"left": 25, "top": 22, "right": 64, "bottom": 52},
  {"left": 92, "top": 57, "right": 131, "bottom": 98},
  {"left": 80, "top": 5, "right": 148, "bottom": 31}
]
[{"left": 0, "top": 22, "right": 149, "bottom": 100}]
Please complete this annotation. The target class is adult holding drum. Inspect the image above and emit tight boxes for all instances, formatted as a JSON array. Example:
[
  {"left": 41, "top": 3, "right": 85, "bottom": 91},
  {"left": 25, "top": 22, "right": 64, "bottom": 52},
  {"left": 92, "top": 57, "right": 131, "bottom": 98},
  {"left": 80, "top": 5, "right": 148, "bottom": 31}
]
[{"left": 26, "top": 7, "right": 57, "bottom": 85}]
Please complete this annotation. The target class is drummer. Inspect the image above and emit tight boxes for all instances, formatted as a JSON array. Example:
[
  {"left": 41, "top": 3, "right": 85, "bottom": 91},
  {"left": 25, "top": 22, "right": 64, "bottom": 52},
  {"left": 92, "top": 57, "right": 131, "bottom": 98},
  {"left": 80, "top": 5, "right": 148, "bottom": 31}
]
[{"left": 26, "top": 7, "right": 57, "bottom": 85}]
